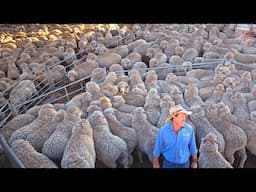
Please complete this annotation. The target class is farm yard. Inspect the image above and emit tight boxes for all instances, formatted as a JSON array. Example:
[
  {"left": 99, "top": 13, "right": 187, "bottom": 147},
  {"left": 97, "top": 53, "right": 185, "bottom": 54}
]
[{"left": 0, "top": 24, "right": 256, "bottom": 168}]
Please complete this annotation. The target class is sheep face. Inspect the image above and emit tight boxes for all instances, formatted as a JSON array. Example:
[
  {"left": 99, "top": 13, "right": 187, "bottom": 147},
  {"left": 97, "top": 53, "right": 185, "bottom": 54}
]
[
  {"left": 200, "top": 133, "right": 218, "bottom": 153},
  {"left": 38, "top": 107, "right": 58, "bottom": 121},
  {"left": 117, "top": 81, "right": 129, "bottom": 95},
  {"left": 99, "top": 96, "right": 112, "bottom": 109}
]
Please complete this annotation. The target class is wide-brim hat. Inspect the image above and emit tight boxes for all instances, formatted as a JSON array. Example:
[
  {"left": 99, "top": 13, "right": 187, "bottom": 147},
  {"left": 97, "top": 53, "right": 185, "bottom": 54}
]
[{"left": 165, "top": 104, "right": 192, "bottom": 122}]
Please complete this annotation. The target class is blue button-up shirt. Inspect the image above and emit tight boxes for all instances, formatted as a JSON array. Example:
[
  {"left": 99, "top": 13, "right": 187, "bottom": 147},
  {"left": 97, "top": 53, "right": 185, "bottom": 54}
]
[{"left": 153, "top": 122, "right": 198, "bottom": 164}]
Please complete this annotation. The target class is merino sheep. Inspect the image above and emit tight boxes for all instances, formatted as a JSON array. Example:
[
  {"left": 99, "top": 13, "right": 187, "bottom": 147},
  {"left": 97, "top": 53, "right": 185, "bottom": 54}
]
[
  {"left": 0, "top": 113, "right": 35, "bottom": 141},
  {"left": 42, "top": 106, "right": 82, "bottom": 161},
  {"left": 67, "top": 60, "right": 98, "bottom": 81},
  {"left": 231, "top": 92, "right": 250, "bottom": 120},
  {"left": 157, "top": 94, "right": 175, "bottom": 128},
  {"left": 91, "top": 67, "right": 107, "bottom": 83},
  {"left": 9, "top": 80, "right": 38, "bottom": 105},
  {"left": 205, "top": 102, "right": 247, "bottom": 168},
  {"left": 104, "top": 107, "right": 138, "bottom": 166},
  {"left": 129, "top": 69, "right": 147, "bottom": 93},
  {"left": 144, "top": 70, "right": 159, "bottom": 92},
  {"left": 88, "top": 110, "right": 129, "bottom": 168},
  {"left": 25, "top": 109, "right": 65, "bottom": 152},
  {"left": 11, "top": 139, "right": 58, "bottom": 168},
  {"left": 116, "top": 81, "right": 129, "bottom": 96},
  {"left": 123, "top": 87, "right": 146, "bottom": 107},
  {"left": 86, "top": 81, "right": 103, "bottom": 101},
  {"left": 96, "top": 53, "right": 122, "bottom": 69},
  {"left": 190, "top": 105, "right": 225, "bottom": 154},
  {"left": 132, "top": 107, "right": 159, "bottom": 163},
  {"left": 184, "top": 83, "right": 204, "bottom": 107},
  {"left": 61, "top": 119, "right": 96, "bottom": 168},
  {"left": 111, "top": 95, "right": 137, "bottom": 114},
  {"left": 198, "top": 133, "right": 233, "bottom": 168},
  {"left": 7, "top": 60, "right": 20, "bottom": 80},
  {"left": 100, "top": 72, "right": 119, "bottom": 98},
  {"left": 121, "top": 52, "right": 142, "bottom": 70},
  {"left": 9, "top": 104, "right": 58, "bottom": 145},
  {"left": 144, "top": 88, "right": 161, "bottom": 126}
]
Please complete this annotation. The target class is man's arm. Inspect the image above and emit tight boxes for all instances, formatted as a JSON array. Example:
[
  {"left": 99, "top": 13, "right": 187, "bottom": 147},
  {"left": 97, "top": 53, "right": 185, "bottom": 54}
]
[{"left": 153, "top": 156, "right": 160, "bottom": 168}]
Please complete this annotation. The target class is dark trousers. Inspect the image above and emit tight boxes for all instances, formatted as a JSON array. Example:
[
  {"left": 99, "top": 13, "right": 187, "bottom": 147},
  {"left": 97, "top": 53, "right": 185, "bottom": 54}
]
[{"left": 163, "top": 159, "right": 190, "bottom": 168}]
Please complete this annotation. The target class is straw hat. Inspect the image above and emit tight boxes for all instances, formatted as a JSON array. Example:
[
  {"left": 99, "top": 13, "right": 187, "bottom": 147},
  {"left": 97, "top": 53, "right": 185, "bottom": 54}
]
[{"left": 165, "top": 104, "right": 192, "bottom": 122}]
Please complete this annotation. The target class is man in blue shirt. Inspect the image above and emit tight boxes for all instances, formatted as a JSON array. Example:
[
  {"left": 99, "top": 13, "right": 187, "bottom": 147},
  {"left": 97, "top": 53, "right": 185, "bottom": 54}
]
[{"left": 153, "top": 104, "right": 198, "bottom": 168}]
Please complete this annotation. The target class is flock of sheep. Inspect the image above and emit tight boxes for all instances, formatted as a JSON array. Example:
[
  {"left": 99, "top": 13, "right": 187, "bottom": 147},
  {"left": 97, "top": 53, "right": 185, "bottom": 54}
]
[{"left": 0, "top": 23, "right": 256, "bottom": 168}]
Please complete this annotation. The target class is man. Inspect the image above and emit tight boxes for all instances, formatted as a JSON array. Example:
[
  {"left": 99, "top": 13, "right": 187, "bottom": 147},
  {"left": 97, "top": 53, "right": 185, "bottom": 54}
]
[{"left": 153, "top": 104, "right": 198, "bottom": 168}]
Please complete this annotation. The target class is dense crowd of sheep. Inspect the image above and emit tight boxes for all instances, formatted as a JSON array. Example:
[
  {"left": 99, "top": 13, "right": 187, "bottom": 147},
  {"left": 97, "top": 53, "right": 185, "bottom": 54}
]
[{"left": 1, "top": 24, "right": 256, "bottom": 168}]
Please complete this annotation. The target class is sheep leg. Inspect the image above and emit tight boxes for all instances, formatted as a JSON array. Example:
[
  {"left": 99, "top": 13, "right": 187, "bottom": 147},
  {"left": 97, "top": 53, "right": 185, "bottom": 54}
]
[
  {"left": 225, "top": 152, "right": 235, "bottom": 165},
  {"left": 237, "top": 148, "right": 247, "bottom": 168},
  {"left": 136, "top": 148, "right": 143, "bottom": 164},
  {"left": 119, "top": 152, "right": 129, "bottom": 168}
]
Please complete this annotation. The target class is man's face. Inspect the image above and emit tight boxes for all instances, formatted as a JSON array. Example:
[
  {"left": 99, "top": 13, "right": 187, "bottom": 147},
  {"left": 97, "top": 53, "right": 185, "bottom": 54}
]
[{"left": 173, "top": 112, "right": 187, "bottom": 127}]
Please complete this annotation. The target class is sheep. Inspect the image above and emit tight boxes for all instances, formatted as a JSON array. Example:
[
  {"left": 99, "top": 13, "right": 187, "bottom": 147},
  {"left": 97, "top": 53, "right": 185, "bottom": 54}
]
[
  {"left": 67, "top": 60, "right": 98, "bottom": 81},
  {"left": 165, "top": 73, "right": 187, "bottom": 92},
  {"left": 109, "top": 64, "right": 125, "bottom": 76},
  {"left": 9, "top": 80, "right": 38, "bottom": 105},
  {"left": 132, "top": 107, "right": 159, "bottom": 163},
  {"left": 11, "top": 139, "right": 58, "bottom": 168},
  {"left": 157, "top": 77, "right": 178, "bottom": 94},
  {"left": 233, "top": 71, "right": 252, "bottom": 93},
  {"left": 231, "top": 92, "right": 250, "bottom": 120},
  {"left": 98, "top": 96, "right": 112, "bottom": 110},
  {"left": 108, "top": 45, "right": 129, "bottom": 58},
  {"left": 247, "top": 100, "right": 256, "bottom": 112},
  {"left": 111, "top": 95, "right": 137, "bottom": 114},
  {"left": 231, "top": 113, "right": 256, "bottom": 157},
  {"left": 42, "top": 106, "right": 82, "bottom": 161},
  {"left": 9, "top": 104, "right": 58, "bottom": 145},
  {"left": 7, "top": 60, "right": 20, "bottom": 80},
  {"left": 88, "top": 110, "right": 129, "bottom": 168},
  {"left": 123, "top": 87, "right": 146, "bottom": 107},
  {"left": 96, "top": 53, "right": 122, "bottom": 69},
  {"left": 0, "top": 113, "right": 35, "bottom": 141},
  {"left": 86, "top": 81, "right": 103, "bottom": 101},
  {"left": 186, "top": 69, "right": 212, "bottom": 80},
  {"left": 157, "top": 94, "right": 175, "bottom": 128},
  {"left": 103, "top": 107, "right": 138, "bottom": 166},
  {"left": 144, "top": 70, "right": 159, "bottom": 92},
  {"left": 65, "top": 92, "right": 92, "bottom": 110},
  {"left": 88, "top": 67, "right": 106, "bottom": 83},
  {"left": 190, "top": 105, "right": 225, "bottom": 154},
  {"left": 100, "top": 72, "right": 119, "bottom": 98},
  {"left": 25, "top": 105, "right": 41, "bottom": 117},
  {"left": 19, "top": 63, "right": 35, "bottom": 80},
  {"left": 87, "top": 100, "right": 102, "bottom": 117},
  {"left": 61, "top": 119, "right": 96, "bottom": 168},
  {"left": 169, "top": 55, "right": 183, "bottom": 65},
  {"left": 25, "top": 110, "right": 65, "bottom": 152},
  {"left": 220, "top": 87, "right": 234, "bottom": 113},
  {"left": 205, "top": 84, "right": 225, "bottom": 104},
  {"left": 35, "top": 65, "right": 67, "bottom": 85},
  {"left": 144, "top": 88, "right": 161, "bottom": 126},
  {"left": 116, "top": 81, "right": 129, "bottom": 97},
  {"left": 184, "top": 83, "right": 204, "bottom": 108},
  {"left": 149, "top": 52, "right": 168, "bottom": 68},
  {"left": 198, "top": 133, "right": 233, "bottom": 168},
  {"left": 205, "top": 102, "right": 247, "bottom": 168},
  {"left": 250, "top": 111, "right": 256, "bottom": 121},
  {"left": 181, "top": 48, "right": 198, "bottom": 62},
  {"left": 121, "top": 52, "right": 142, "bottom": 70},
  {"left": 232, "top": 48, "right": 256, "bottom": 63}
]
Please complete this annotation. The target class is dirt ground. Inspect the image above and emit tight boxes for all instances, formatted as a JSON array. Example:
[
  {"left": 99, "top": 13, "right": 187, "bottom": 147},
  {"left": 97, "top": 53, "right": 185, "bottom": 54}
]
[{"left": 95, "top": 149, "right": 256, "bottom": 168}]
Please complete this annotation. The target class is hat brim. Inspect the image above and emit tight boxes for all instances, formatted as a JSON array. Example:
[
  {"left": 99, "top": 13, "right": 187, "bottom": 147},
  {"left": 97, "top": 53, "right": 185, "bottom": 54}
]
[{"left": 165, "top": 110, "right": 192, "bottom": 123}]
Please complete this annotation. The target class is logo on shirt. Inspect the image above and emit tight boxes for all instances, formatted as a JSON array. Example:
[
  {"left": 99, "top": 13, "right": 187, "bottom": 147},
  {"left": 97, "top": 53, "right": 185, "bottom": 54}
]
[{"left": 183, "top": 132, "right": 190, "bottom": 137}]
